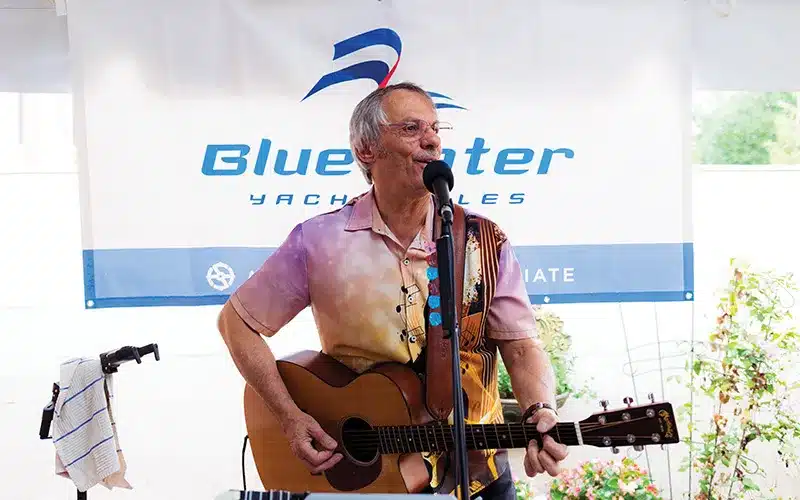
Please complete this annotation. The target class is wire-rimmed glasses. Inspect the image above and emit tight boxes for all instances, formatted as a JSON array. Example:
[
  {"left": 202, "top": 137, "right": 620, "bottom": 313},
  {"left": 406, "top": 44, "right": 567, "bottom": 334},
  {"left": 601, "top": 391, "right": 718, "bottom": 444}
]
[{"left": 383, "top": 119, "right": 453, "bottom": 139}]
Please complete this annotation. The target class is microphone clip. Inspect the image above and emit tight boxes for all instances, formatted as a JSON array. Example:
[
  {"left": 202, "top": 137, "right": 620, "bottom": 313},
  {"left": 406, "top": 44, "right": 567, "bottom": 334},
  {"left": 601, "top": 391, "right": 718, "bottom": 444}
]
[{"left": 437, "top": 199, "right": 454, "bottom": 224}]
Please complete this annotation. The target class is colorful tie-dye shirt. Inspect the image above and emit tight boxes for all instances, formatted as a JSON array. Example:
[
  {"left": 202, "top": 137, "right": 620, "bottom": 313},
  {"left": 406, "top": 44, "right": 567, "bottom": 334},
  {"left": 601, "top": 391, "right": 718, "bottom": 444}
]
[{"left": 230, "top": 187, "right": 538, "bottom": 493}]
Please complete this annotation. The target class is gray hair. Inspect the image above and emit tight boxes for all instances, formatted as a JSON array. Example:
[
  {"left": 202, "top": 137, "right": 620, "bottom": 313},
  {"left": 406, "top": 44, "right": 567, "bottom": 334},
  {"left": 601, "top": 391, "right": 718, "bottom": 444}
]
[{"left": 349, "top": 81, "right": 435, "bottom": 183}]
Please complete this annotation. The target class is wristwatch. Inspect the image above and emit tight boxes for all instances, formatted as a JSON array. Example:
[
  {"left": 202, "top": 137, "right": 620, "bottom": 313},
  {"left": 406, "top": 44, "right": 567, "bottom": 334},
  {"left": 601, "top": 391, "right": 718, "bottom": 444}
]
[{"left": 521, "top": 402, "right": 557, "bottom": 422}]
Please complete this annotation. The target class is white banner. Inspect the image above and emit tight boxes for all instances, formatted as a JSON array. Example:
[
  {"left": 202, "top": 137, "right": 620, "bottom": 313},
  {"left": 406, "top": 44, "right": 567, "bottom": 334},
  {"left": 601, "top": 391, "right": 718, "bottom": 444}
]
[{"left": 70, "top": 0, "right": 693, "bottom": 308}]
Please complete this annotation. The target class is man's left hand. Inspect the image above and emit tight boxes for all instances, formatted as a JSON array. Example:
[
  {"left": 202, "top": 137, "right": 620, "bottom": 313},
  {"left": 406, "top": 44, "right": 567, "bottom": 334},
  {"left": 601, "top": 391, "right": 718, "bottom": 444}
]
[{"left": 523, "top": 408, "right": 569, "bottom": 478}]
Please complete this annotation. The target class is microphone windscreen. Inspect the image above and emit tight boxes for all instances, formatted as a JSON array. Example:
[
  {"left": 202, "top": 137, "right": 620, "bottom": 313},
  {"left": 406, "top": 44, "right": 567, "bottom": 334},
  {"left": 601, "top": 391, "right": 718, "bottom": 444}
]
[{"left": 422, "top": 160, "right": 454, "bottom": 193}]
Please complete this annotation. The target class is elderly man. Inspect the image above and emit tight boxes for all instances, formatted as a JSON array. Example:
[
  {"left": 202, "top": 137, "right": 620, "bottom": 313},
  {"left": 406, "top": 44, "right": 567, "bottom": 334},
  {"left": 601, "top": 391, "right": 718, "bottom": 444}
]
[{"left": 217, "top": 82, "right": 567, "bottom": 499}]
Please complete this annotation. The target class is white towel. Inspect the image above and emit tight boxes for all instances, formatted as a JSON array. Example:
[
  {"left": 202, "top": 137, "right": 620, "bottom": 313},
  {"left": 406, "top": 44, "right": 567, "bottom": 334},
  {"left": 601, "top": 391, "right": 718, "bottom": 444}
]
[{"left": 52, "top": 357, "right": 132, "bottom": 492}]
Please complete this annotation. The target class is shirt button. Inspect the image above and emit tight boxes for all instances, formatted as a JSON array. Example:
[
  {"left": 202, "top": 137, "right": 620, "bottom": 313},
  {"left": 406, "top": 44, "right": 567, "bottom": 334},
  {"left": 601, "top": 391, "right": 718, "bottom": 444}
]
[{"left": 403, "top": 258, "right": 410, "bottom": 265}]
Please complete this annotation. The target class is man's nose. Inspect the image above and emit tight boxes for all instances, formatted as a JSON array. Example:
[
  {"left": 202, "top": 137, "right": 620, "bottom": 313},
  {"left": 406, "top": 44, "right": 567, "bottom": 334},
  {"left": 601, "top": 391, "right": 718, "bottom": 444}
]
[{"left": 419, "top": 126, "right": 441, "bottom": 149}]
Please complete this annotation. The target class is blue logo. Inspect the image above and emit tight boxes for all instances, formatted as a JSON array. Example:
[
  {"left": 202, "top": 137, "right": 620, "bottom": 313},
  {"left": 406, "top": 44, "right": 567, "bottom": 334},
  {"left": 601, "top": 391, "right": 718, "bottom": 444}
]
[
  {"left": 302, "top": 28, "right": 466, "bottom": 110},
  {"left": 200, "top": 27, "right": 576, "bottom": 208}
]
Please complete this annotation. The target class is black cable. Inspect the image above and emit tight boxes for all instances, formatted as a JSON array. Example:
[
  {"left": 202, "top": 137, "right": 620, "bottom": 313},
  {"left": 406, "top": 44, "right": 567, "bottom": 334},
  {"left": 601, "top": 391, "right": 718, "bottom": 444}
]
[{"left": 241, "top": 435, "right": 249, "bottom": 490}]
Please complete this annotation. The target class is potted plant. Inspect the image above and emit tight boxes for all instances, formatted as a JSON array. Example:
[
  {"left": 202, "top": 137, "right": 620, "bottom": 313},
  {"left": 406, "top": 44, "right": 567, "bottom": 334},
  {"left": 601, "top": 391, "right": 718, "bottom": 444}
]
[
  {"left": 546, "top": 457, "right": 663, "bottom": 499},
  {"left": 499, "top": 306, "right": 595, "bottom": 422}
]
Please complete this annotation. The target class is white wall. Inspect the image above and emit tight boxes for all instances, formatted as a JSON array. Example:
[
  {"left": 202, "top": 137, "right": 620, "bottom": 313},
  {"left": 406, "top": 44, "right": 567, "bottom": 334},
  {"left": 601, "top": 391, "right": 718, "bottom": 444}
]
[
  {"left": 2, "top": 1, "right": 800, "bottom": 499},
  {"left": 691, "top": 0, "right": 800, "bottom": 91}
]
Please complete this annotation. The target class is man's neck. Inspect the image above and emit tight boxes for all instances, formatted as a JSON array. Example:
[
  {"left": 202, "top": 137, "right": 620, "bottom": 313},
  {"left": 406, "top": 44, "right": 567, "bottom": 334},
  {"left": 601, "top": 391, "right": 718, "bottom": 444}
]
[{"left": 373, "top": 185, "right": 430, "bottom": 249}]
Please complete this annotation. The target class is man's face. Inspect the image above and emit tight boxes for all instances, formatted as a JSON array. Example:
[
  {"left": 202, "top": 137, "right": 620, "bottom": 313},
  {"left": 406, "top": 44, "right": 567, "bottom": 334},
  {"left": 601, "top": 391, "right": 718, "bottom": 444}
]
[{"left": 362, "top": 89, "right": 443, "bottom": 195}]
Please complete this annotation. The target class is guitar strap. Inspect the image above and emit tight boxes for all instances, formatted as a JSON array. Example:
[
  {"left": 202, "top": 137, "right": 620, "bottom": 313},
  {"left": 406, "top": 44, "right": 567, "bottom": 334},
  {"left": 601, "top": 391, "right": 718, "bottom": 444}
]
[{"left": 424, "top": 203, "right": 466, "bottom": 421}]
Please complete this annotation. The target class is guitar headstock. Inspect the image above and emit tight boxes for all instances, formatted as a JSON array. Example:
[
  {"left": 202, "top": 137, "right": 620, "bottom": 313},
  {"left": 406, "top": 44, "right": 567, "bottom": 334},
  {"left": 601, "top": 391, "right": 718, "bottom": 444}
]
[{"left": 577, "top": 393, "right": 680, "bottom": 453}]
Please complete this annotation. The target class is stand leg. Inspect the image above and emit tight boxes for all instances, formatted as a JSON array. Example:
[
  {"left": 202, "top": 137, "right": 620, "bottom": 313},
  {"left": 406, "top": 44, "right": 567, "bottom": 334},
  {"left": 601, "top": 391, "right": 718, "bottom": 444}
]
[
  {"left": 437, "top": 225, "right": 470, "bottom": 500},
  {"left": 449, "top": 320, "right": 469, "bottom": 500}
]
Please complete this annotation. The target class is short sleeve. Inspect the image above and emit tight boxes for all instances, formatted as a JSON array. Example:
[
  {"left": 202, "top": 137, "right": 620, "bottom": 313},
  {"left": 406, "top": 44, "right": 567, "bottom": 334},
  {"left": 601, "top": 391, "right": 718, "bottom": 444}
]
[
  {"left": 229, "top": 223, "right": 310, "bottom": 337},
  {"left": 486, "top": 240, "right": 539, "bottom": 340}
]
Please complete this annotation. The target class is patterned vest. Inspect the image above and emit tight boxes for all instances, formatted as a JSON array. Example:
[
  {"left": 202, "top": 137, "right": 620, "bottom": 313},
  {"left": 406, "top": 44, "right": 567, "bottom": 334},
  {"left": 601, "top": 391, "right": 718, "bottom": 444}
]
[{"left": 416, "top": 206, "right": 510, "bottom": 496}]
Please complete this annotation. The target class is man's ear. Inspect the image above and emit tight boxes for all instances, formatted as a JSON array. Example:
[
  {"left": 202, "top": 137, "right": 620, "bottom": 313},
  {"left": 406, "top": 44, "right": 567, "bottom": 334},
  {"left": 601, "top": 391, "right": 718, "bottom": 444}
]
[{"left": 354, "top": 143, "right": 376, "bottom": 166}]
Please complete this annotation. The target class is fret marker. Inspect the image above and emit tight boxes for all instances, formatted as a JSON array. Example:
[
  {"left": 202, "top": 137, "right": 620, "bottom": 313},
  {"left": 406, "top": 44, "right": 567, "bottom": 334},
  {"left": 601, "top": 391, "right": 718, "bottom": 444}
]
[{"left": 574, "top": 423, "right": 583, "bottom": 446}]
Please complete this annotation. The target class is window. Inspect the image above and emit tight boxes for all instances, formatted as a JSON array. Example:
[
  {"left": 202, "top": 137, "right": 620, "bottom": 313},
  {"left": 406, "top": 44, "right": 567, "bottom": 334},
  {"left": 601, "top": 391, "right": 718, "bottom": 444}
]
[{"left": 693, "top": 91, "right": 800, "bottom": 165}]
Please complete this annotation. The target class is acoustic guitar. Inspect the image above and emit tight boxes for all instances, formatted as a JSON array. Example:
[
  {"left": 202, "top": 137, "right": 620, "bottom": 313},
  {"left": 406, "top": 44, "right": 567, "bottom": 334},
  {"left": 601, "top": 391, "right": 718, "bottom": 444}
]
[{"left": 243, "top": 350, "right": 679, "bottom": 494}]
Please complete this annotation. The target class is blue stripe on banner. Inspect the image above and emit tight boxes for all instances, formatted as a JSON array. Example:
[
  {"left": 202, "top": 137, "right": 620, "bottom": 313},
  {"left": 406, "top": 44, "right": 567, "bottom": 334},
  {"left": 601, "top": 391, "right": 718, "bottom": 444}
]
[
  {"left": 82, "top": 243, "right": 693, "bottom": 308},
  {"left": 514, "top": 243, "right": 694, "bottom": 304}
]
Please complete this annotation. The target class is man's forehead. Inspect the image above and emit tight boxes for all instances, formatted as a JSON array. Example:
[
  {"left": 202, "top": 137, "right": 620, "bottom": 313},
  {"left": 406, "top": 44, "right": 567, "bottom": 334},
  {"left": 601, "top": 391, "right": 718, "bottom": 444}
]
[{"left": 383, "top": 90, "right": 437, "bottom": 120}]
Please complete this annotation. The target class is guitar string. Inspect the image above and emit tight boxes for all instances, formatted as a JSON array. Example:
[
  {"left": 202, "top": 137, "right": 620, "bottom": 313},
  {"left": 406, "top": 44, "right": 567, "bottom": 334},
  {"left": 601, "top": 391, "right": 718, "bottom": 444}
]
[
  {"left": 342, "top": 431, "right": 584, "bottom": 445},
  {"left": 341, "top": 430, "right": 660, "bottom": 445},
  {"left": 340, "top": 422, "right": 664, "bottom": 452},
  {"left": 342, "top": 428, "right": 580, "bottom": 451},
  {"left": 340, "top": 433, "right": 655, "bottom": 446},
  {"left": 341, "top": 435, "right": 665, "bottom": 454},
  {"left": 340, "top": 414, "right": 658, "bottom": 440},
  {"left": 341, "top": 425, "right": 648, "bottom": 443},
  {"left": 341, "top": 425, "right": 581, "bottom": 441},
  {"left": 340, "top": 434, "right": 654, "bottom": 445},
  {"left": 339, "top": 416, "right": 666, "bottom": 451},
  {"left": 344, "top": 434, "right": 659, "bottom": 444}
]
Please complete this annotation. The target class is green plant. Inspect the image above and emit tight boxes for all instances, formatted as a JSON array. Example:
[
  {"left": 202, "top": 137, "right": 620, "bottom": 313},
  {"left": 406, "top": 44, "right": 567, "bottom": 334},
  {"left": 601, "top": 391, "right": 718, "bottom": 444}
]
[
  {"left": 512, "top": 474, "right": 537, "bottom": 500},
  {"left": 676, "top": 259, "right": 800, "bottom": 499},
  {"left": 549, "top": 457, "right": 663, "bottom": 499},
  {"left": 497, "top": 307, "right": 595, "bottom": 401},
  {"left": 498, "top": 357, "right": 514, "bottom": 399},
  {"left": 537, "top": 307, "right": 574, "bottom": 397}
]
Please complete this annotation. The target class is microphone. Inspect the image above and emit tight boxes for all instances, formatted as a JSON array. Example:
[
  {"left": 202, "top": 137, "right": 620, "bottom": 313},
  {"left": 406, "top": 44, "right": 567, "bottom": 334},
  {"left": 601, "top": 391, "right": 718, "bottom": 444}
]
[{"left": 423, "top": 160, "right": 455, "bottom": 222}]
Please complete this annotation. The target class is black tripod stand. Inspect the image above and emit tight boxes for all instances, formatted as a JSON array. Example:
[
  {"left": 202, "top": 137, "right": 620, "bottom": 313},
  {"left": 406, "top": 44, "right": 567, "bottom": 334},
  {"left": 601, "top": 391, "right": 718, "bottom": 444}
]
[{"left": 39, "top": 343, "right": 160, "bottom": 499}]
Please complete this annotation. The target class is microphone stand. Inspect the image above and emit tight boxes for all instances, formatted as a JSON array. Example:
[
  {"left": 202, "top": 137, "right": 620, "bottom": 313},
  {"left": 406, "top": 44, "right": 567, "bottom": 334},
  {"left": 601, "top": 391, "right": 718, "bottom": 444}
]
[{"left": 435, "top": 200, "right": 470, "bottom": 500}]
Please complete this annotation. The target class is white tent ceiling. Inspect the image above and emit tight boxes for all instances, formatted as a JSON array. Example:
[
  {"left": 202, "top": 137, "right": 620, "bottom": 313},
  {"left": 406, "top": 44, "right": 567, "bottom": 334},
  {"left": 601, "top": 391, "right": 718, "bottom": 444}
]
[
  {"left": 0, "top": 0, "right": 54, "bottom": 8},
  {"left": 1, "top": 0, "right": 799, "bottom": 93}
]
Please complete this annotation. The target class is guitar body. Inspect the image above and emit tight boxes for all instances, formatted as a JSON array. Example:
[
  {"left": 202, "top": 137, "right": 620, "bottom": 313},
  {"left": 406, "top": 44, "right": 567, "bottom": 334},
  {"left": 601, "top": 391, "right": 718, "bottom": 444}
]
[
  {"left": 244, "top": 350, "right": 682, "bottom": 494},
  {"left": 244, "top": 350, "right": 436, "bottom": 494}
]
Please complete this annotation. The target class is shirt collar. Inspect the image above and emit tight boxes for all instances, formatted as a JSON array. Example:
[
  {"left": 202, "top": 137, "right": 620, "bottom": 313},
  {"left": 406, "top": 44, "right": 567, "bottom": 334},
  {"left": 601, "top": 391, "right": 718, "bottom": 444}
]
[
  {"left": 345, "top": 187, "right": 435, "bottom": 252},
  {"left": 344, "top": 189, "right": 374, "bottom": 231}
]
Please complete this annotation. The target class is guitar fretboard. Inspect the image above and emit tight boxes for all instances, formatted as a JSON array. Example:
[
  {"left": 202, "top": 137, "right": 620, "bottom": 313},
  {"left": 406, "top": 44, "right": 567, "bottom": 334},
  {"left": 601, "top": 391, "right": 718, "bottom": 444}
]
[{"left": 344, "top": 422, "right": 581, "bottom": 454}]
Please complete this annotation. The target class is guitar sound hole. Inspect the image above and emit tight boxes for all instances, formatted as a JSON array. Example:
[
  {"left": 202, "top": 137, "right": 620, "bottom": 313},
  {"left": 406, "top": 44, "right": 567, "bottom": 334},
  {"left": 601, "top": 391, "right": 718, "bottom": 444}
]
[{"left": 341, "top": 416, "right": 379, "bottom": 465}]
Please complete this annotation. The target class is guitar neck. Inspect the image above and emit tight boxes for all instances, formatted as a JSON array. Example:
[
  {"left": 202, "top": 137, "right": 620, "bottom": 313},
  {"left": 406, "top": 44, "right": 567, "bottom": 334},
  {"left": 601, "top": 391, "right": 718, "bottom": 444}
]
[{"left": 365, "top": 422, "right": 583, "bottom": 454}]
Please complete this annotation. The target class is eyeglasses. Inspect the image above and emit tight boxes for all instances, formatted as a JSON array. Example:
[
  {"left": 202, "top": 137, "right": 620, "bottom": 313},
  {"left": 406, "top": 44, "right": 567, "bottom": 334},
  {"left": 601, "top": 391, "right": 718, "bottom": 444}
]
[{"left": 383, "top": 119, "right": 453, "bottom": 139}]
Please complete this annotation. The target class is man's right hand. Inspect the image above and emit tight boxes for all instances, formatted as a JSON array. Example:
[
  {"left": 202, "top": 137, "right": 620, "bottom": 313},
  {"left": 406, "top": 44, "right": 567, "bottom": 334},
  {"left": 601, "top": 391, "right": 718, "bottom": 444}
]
[{"left": 282, "top": 411, "right": 343, "bottom": 475}]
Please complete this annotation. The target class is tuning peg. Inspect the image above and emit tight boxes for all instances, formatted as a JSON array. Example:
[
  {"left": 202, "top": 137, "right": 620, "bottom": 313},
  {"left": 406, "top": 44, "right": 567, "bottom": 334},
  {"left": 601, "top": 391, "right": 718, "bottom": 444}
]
[
  {"left": 623, "top": 397, "right": 634, "bottom": 407},
  {"left": 633, "top": 445, "right": 643, "bottom": 452},
  {"left": 600, "top": 399, "right": 609, "bottom": 411},
  {"left": 611, "top": 446, "right": 619, "bottom": 454},
  {"left": 648, "top": 393, "right": 655, "bottom": 403}
]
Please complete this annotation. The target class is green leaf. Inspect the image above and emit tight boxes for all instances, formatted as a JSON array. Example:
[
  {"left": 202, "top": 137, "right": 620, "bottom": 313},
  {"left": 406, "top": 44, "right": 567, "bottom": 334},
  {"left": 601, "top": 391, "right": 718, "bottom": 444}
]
[
  {"left": 742, "top": 477, "right": 760, "bottom": 491},
  {"left": 545, "top": 488, "right": 563, "bottom": 500}
]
